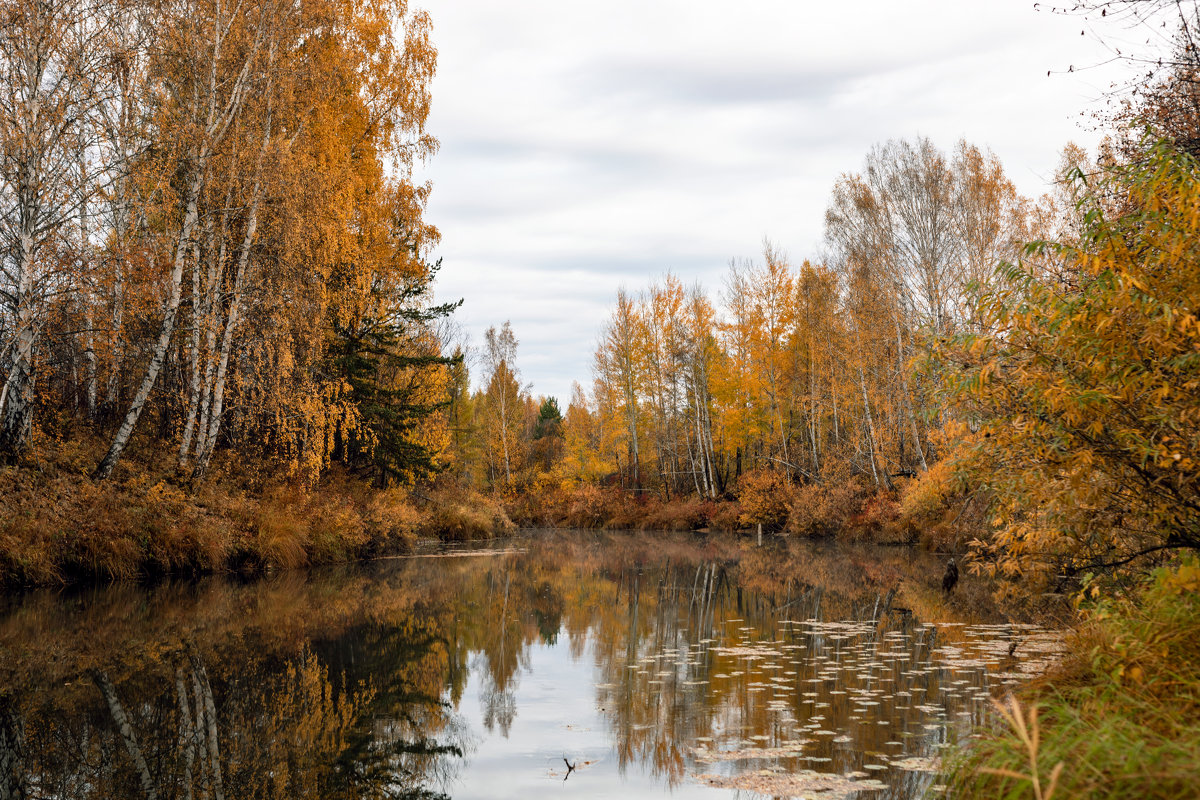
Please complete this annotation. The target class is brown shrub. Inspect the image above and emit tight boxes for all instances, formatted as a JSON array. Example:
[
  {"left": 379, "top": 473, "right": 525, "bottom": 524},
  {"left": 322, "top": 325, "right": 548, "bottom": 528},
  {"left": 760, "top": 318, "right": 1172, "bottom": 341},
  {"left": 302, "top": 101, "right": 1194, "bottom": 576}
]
[
  {"left": 307, "top": 499, "right": 367, "bottom": 562},
  {"left": 561, "top": 484, "right": 615, "bottom": 529},
  {"left": 786, "top": 479, "right": 868, "bottom": 537},
  {"left": 643, "top": 496, "right": 707, "bottom": 531},
  {"left": 602, "top": 492, "right": 647, "bottom": 530},
  {"left": 422, "top": 488, "right": 515, "bottom": 540},
  {"left": 364, "top": 488, "right": 424, "bottom": 553},
  {"left": 503, "top": 488, "right": 562, "bottom": 528},
  {"left": 737, "top": 469, "right": 793, "bottom": 531},
  {"left": 707, "top": 500, "right": 743, "bottom": 532}
]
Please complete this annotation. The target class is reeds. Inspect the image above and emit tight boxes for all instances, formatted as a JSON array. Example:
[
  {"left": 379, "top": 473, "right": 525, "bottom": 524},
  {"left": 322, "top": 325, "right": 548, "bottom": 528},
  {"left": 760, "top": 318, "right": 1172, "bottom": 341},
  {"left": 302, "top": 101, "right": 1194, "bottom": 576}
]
[{"left": 979, "top": 696, "right": 1064, "bottom": 800}]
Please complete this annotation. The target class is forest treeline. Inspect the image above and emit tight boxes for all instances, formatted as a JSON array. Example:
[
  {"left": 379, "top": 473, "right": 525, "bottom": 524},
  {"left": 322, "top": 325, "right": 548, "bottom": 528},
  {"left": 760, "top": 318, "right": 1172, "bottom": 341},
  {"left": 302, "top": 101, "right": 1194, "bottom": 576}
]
[
  {"left": 0, "top": 0, "right": 487, "bottom": 580},
  {"left": 446, "top": 139, "right": 1087, "bottom": 551}
]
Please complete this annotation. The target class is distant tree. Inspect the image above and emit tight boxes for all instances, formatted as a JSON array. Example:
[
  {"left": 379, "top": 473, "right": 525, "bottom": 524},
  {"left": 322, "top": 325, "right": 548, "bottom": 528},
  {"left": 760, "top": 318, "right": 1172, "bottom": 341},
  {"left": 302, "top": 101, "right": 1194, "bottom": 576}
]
[
  {"left": 527, "top": 397, "right": 564, "bottom": 474},
  {"left": 533, "top": 397, "right": 562, "bottom": 439},
  {"left": 482, "top": 321, "right": 521, "bottom": 486}
]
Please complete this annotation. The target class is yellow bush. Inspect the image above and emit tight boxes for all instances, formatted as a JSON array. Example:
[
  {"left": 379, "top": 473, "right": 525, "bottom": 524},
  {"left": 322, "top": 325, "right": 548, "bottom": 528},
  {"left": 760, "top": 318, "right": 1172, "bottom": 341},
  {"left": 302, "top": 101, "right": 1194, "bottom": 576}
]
[
  {"left": 899, "top": 459, "right": 957, "bottom": 523},
  {"left": 364, "top": 488, "right": 424, "bottom": 551}
]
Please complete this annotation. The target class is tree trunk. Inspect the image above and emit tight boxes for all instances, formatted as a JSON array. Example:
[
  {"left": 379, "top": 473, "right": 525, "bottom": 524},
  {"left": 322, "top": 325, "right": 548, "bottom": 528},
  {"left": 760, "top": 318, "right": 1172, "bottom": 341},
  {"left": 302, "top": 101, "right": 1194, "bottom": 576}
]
[
  {"left": 0, "top": 229, "right": 38, "bottom": 461},
  {"left": 0, "top": 700, "right": 27, "bottom": 800},
  {"left": 95, "top": 175, "right": 201, "bottom": 479},
  {"left": 858, "top": 365, "right": 883, "bottom": 488},
  {"left": 893, "top": 305, "right": 928, "bottom": 472},
  {"left": 191, "top": 188, "right": 260, "bottom": 480},
  {"left": 93, "top": 671, "right": 158, "bottom": 800},
  {"left": 178, "top": 237, "right": 205, "bottom": 466}
]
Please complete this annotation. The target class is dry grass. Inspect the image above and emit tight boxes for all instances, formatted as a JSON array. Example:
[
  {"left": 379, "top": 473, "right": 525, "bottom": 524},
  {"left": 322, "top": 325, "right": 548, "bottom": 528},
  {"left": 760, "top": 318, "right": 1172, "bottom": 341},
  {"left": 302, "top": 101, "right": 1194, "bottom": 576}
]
[
  {"left": 0, "top": 437, "right": 507, "bottom": 586},
  {"left": 419, "top": 487, "right": 515, "bottom": 540}
]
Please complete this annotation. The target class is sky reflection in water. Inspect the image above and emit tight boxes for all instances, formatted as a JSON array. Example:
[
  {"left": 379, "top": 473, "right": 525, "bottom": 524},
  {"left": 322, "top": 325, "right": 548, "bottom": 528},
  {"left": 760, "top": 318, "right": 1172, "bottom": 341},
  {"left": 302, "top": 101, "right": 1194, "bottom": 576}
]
[{"left": 0, "top": 531, "right": 1062, "bottom": 799}]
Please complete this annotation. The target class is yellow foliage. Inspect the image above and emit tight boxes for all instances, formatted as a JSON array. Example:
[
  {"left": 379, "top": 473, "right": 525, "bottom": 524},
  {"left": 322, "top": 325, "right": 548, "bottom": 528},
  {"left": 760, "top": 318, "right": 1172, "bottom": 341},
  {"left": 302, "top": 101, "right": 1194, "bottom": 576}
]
[
  {"left": 899, "top": 459, "right": 958, "bottom": 523},
  {"left": 934, "top": 140, "right": 1200, "bottom": 589}
]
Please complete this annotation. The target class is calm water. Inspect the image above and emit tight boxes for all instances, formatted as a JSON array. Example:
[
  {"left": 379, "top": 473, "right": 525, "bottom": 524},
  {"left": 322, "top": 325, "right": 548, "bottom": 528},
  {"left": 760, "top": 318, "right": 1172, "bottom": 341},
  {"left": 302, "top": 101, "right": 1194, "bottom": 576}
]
[{"left": 0, "top": 531, "right": 1062, "bottom": 799}]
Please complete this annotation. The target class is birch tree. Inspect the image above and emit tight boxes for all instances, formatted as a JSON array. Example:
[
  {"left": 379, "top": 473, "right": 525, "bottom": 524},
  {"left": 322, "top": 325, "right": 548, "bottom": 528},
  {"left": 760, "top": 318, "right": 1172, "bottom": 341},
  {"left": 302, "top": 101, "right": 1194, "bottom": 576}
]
[
  {"left": 0, "top": 0, "right": 114, "bottom": 459},
  {"left": 94, "top": 0, "right": 278, "bottom": 479}
]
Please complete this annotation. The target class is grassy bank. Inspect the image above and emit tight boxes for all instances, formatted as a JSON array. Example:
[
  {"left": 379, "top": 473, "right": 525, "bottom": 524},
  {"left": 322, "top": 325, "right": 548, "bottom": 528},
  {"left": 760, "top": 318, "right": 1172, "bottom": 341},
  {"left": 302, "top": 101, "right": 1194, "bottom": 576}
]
[
  {"left": 0, "top": 436, "right": 514, "bottom": 587},
  {"left": 2, "top": 440, "right": 973, "bottom": 587},
  {"left": 946, "top": 557, "right": 1200, "bottom": 800},
  {"left": 1, "top": 452, "right": 972, "bottom": 587}
]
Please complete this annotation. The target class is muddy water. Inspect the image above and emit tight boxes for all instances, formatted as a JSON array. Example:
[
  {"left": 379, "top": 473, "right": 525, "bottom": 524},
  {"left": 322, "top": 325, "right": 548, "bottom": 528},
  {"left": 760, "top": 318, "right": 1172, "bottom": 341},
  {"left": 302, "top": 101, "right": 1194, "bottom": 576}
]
[{"left": 0, "top": 531, "right": 1062, "bottom": 799}]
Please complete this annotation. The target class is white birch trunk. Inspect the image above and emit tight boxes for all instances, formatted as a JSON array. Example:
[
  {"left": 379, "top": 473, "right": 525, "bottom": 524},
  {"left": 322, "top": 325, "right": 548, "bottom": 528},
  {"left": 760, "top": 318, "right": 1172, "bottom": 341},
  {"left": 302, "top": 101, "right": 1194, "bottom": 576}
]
[
  {"left": 178, "top": 236, "right": 205, "bottom": 466},
  {"left": 0, "top": 227, "right": 38, "bottom": 459},
  {"left": 858, "top": 365, "right": 882, "bottom": 488},
  {"left": 93, "top": 670, "right": 158, "bottom": 800},
  {"left": 95, "top": 178, "right": 200, "bottom": 479},
  {"left": 191, "top": 188, "right": 260, "bottom": 480}
]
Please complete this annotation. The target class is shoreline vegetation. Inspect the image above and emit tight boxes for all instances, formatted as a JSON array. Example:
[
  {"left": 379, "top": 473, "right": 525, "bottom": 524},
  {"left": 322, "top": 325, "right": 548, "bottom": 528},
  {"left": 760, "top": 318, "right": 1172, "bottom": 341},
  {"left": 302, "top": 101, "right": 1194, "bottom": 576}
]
[{"left": 0, "top": 433, "right": 954, "bottom": 589}]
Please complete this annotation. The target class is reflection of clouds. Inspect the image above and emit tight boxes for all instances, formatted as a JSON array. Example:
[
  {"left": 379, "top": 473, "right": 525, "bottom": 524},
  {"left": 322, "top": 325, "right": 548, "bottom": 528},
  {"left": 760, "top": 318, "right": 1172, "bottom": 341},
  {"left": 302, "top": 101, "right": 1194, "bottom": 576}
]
[{"left": 475, "top": 661, "right": 519, "bottom": 738}]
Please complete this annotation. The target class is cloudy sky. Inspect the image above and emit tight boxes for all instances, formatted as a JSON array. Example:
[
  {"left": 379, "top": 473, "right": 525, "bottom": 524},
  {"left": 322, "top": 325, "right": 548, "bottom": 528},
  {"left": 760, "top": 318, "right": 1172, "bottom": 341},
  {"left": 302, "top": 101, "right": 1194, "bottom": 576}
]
[{"left": 414, "top": 0, "right": 1129, "bottom": 405}]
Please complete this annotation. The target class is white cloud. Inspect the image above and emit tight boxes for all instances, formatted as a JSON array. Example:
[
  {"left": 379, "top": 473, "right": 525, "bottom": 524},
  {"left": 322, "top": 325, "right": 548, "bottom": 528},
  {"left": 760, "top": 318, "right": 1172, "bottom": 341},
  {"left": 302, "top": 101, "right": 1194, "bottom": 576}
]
[{"left": 415, "top": 0, "right": 1128, "bottom": 404}]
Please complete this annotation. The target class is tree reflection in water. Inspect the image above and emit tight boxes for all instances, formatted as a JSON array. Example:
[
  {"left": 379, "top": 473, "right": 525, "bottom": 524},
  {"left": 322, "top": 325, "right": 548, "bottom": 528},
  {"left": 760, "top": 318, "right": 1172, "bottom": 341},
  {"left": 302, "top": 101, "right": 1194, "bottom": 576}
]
[{"left": 0, "top": 532, "right": 1060, "bottom": 799}]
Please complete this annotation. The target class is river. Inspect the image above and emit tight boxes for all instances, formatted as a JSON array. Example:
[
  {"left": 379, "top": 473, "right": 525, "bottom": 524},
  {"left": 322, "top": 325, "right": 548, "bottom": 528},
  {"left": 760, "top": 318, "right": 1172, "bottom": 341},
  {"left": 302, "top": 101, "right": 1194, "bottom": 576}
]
[{"left": 0, "top": 530, "right": 1062, "bottom": 799}]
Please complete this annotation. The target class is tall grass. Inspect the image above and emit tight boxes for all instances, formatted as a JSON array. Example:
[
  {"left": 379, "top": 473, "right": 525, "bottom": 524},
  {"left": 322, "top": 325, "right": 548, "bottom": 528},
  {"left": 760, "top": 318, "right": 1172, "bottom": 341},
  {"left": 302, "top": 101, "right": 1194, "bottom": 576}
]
[{"left": 947, "top": 558, "right": 1200, "bottom": 800}]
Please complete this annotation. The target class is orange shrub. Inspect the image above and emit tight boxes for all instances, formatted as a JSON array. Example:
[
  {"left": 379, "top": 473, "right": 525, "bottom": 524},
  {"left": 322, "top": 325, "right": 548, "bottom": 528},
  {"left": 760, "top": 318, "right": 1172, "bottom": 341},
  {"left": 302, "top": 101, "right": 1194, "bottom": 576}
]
[
  {"left": 786, "top": 479, "right": 867, "bottom": 537},
  {"left": 643, "top": 496, "right": 707, "bottom": 531},
  {"left": 737, "top": 469, "right": 792, "bottom": 532}
]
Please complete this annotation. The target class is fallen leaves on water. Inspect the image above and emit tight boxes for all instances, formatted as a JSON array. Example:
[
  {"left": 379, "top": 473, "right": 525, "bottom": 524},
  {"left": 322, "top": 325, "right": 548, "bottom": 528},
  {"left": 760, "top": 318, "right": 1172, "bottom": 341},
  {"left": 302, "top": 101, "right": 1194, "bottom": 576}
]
[{"left": 696, "top": 768, "right": 887, "bottom": 797}]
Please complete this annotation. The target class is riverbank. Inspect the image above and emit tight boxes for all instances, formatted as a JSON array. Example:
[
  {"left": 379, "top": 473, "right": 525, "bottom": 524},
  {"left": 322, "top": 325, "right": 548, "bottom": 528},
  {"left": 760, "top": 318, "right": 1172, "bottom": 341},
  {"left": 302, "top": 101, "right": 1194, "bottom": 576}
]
[
  {"left": 500, "top": 466, "right": 974, "bottom": 552},
  {"left": 0, "top": 436, "right": 515, "bottom": 587},
  {"left": 946, "top": 557, "right": 1200, "bottom": 800},
  {"left": 1, "top": 437, "right": 974, "bottom": 587}
]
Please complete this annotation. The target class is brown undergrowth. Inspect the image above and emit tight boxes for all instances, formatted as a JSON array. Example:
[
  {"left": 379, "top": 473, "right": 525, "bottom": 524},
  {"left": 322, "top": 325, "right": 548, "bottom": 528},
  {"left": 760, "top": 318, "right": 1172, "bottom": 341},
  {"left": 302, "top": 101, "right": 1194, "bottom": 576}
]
[
  {"left": 2, "top": 437, "right": 977, "bottom": 588},
  {"left": 499, "top": 467, "right": 964, "bottom": 550},
  {"left": 0, "top": 435, "right": 513, "bottom": 587}
]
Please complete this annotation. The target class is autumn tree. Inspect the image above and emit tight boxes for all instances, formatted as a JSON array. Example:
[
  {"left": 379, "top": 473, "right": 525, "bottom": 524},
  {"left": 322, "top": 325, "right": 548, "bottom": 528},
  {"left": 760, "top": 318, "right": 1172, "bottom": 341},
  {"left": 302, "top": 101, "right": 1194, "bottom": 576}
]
[
  {"left": 0, "top": 0, "right": 118, "bottom": 459},
  {"left": 560, "top": 382, "right": 610, "bottom": 486},
  {"left": 481, "top": 321, "right": 521, "bottom": 486},
  {"left": 1, "top": 0, "right": 451, "bottom": 487},
  {"left": 934, "top": 140, "right": 1200, "bottom": 587},
  {"left": 93, "top": 0, "right": 283, "bottom": 479},
  {"left": 595, "top": 290, "right": 645, "bottom": 490}
]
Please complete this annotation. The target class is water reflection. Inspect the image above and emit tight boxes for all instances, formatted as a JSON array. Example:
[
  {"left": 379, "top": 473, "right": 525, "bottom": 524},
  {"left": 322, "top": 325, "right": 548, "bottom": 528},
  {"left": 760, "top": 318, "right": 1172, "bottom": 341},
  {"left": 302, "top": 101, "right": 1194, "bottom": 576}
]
[{"left": 0, "top": 532, "right": 1061, "bottom": 799}]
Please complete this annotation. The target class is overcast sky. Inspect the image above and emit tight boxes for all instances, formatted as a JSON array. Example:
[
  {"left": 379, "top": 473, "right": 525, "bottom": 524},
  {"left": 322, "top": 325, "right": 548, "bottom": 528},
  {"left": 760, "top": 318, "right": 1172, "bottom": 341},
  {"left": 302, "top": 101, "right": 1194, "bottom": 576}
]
[{"left": 414, "top": 0, "right": 1129, "bottom": 405}]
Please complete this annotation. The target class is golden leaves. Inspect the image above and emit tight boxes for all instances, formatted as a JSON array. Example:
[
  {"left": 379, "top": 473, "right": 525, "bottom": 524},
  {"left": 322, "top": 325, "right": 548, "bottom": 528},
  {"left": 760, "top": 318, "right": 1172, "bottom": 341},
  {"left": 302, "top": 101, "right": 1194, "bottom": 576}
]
[{"left": 938, "top": 140, "right": 1200, "bottom": 589}]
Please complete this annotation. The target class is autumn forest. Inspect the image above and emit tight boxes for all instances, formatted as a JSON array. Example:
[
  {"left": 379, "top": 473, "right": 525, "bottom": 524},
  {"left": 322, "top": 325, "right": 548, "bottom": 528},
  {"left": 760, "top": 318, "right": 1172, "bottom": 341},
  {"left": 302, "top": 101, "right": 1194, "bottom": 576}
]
[{"left": 2, "top": 0, "right": 1200, "bottom": 797}]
